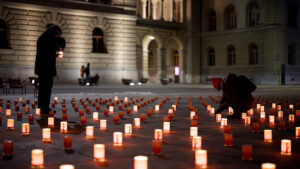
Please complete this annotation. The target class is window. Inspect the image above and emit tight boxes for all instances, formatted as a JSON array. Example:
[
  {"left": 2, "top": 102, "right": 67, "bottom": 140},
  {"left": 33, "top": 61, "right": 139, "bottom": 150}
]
[
  {"left": 148, "top": 51, "right": 154, "bottom": 68},
  {"left": 0, "top": 19, "right": 9, "bottom": 49},
  {"left": 288, "top": 5, "right": 297, "bottom": 27},
  {"left": 249, "top": 44, "right": 258, "bottom": 65},
  {"left": 227, "top": 46, "right": 236, "bottom": 65},
  {"left": 208, "top": 48, "right": 215, "bottom": 66},
  {"left": 248, "top": 2, "right": 260, "bottom": 26},
  {"left": 208, "top": 10, "right": 217, "bottom": 31},
  {"left": 92, "top": 28, "right": 107, "bottom": 53},
  {"left": 225, "top": 5, "right": 237, "bottom": 29},
  {"left": 173, "top": 51, "right": 179, "bottom": 66},
  {"left": 288, "top": 45, "right": 296, "bottom": 65}
]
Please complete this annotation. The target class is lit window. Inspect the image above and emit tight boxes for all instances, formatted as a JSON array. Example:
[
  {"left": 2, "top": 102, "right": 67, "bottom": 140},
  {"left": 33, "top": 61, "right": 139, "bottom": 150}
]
[
  {"left": 209, "top": 10, "right": 217, "bottom": 31},
  {"left": 0, "top": 19, "right": 9, "bottom": 49},
  {"left": 92, "top": 28, "right": 108, "bottom": 53},
  {"left": 227, "top": 46, "right": 236, "bottom": 65},
  {"left": 249, "top": 3, "right": 260, "bottom": 26},
  {"left": 249, "top": 44, "right": 258, "bottom": 65},
  {"left": 208, "top": 48, "right": 215, "bottom": 66}
]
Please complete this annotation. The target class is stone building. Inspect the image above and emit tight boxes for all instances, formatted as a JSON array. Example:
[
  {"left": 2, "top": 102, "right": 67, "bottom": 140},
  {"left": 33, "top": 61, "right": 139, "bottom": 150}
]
[{"left": 0, "top": 0, "right": 299, "bottom": 85}]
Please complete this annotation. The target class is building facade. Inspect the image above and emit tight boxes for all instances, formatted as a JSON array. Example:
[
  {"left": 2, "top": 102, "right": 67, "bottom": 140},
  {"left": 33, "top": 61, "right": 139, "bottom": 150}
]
[{"left": 0, "top": 0, "right": 299, "bottom": 85}]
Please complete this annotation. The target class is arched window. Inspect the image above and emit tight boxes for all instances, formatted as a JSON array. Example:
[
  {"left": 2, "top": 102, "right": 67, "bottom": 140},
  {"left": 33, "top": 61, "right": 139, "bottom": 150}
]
[
  {"left": 0, "top": 19, "right": 9, "bottom": 49},
  {"left": 92, "top": 28, "right": 107, "bottom": 53},
  {"left": 208, "top": 10, "right": 217, "bottom": 31},
  {"left": 248, "top": 2, "right": 260, "bottom": 26},
  {"left": 288, "top": 44, "right": 296, "bottom": 65},
  {"left": 173, "top": 51, "right": 179, "bottom": 66},
  {"left": 288, "top": 5, "right": 297, "bottom": 27},
  {"left": 225, "top": 5, "right": 237, "bottom": 29},
  {"left": 208, "top": 48, "right": 215, "bottom": 66},
  {"left": 249, "top": 44, "right": 258, "bottom": 65},
  {"left": 227, "top": 46, "right": 236, "bottom": 65}
]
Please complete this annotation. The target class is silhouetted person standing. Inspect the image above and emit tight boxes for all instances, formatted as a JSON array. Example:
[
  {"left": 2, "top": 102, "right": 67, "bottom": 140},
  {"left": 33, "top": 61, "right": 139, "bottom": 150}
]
[{"left": 35, "top": 25, "right": 65, "bottom": 114}]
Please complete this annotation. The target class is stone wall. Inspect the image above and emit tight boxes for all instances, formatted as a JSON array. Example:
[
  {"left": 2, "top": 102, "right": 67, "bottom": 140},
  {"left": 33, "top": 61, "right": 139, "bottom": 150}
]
[{"left": 0, "top": 1, "right": 138, "bottom": 83}]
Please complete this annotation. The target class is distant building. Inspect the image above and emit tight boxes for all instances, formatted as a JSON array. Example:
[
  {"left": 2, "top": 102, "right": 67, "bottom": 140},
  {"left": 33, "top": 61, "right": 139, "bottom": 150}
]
[{"left": 0, "top": 0, "right": 299, "bottom": 85}]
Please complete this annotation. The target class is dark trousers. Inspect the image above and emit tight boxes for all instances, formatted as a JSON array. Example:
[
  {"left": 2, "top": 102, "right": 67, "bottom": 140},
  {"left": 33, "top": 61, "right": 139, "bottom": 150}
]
[{"left": 38, "top": 76, "right": 53, "bottom": 114}]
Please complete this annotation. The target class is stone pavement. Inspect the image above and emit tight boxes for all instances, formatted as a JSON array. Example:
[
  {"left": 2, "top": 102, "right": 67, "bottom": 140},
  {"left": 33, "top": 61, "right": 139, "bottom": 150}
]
[{"left": 0, "top": 84, "right": 300, "bottom": 169}]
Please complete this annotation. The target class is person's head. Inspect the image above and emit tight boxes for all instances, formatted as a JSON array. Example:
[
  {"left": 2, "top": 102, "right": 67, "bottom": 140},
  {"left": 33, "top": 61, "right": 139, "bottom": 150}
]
[
  {"left": 87, "top": 63, "right": 90, "bottom": 67},
  {"left": 81, "top": 65, "right": 84, "bottom": 68},
  {"left": 47, "top": 24, "right": 62, "bottom": 37}
]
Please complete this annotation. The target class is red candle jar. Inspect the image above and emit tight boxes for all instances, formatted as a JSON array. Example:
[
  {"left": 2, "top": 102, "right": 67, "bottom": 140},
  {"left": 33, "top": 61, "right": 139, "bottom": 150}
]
[
  {"left": 84, "top": 104, "right": 87, "bottom": 109},
  {"left": 21, "top": 102, "right": 25, "bottom": 107},
  {"left": 140, "top": 114, "right": 146, "bottom": 122},
  {"left": 104, "top": 109, "right": 108, "bottom": 116},
  {"left": 31, "top": 103, "right": 35, "bottom": 109},
  {"left": 252, "top": 122, "right": 260, "bottom": 133},
  {"left": 15, "top": 105, "right": 19, "bottom": 111},
  {"left": 119, "top": 105, "right": 123, "bottom": 110},
  {"left": 92, "top": 102, "right": 96, "bottom": 107},
  {"left": 25, "top": 106, "right": 29, "bottom": 113},
  {"left": 193, "top": 115, "right": 199, "bottom": 121},
  {"left": 79, "top": 110, "right": 84, "bottom": 117},
  {"left": 163, "top": 116, "right": 169, "bottom": 122},
  {"left": 168, "top": 112, "right": 174, "bottom": 120},
  {"left": 126, "top": 108, "right": 131, "bottom": 115},
  {"left": 49, "top": 111, "right": 54, "bottom": 117},
  {"left": 86, "top": 107, "right": 90, "bottom": 114},
  {"left": 242, "top": 145, "right": 253, "bottom": 160},
  {"left": 96, "top": 105, "right": 100, "bottom": 111},
  {"left": 147, "top": 109, "right": 152, "bottom": 117},
  {"left": 119, "top": 111, "right": 124, "bottom": 119},
  {"left": 279, "top": 121, "right": 286, "bottom": 130},
  {"left": 124, "top": 103, "right": 128, "bottom": 108},
  {"left": 64, "top": 136, "right": 72, "bottom": 150},
  {"left": 14, "top": 100, "right": 18, "bottom": 105},
  {"left": 224, "top": 125, "right": 231, "bottom": 134},
  {"left": 62, "top": 108, "right": 66, "bottom": 113},
  {"left": 191, "top": 120, "right": 198, "bottom": 126},
  {"left": 128, "top": 102, "right": 131, "bottom": 106},
  {"left": 111, "top": 102, "right": 115, "bottom": 106},
  {"left": 3, "top": 140, "right": 13, "bottom": 156},
  {"left": 116, "top": 100, "right": 119, "bottom": 105},
  {"left": 106, "top": 104, "right": 110, "bottom": 108},
  {"left": 26, "top": 99, "right": 30, "bottom": 104},
  {"left": 224, "top": 134, "right": 233, "bottom": 146},
  {"left": 113, "top": 115, "right": 119, "bottom": 124},
  {"left": 28, "top": 114, "right": 34, "bottom": 124},
  {"left": 152, "top": 140, "right": 162, "bottom": 155},
  {"left": 62, "top": 113, "right": 68, "bottom": 121},
  {"left": 74, "top": 105, "right": 79, "bottom": 112},
  {"left": 81, "top": 117, "right": 86, "bottom": 126},
  {"left": 17, "top": 112, "right": 22, "bottom": 121}
]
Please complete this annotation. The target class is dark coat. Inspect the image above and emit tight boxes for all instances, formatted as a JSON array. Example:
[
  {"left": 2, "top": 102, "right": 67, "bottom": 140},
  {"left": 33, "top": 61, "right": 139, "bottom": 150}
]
[
  {"left": 35, "top": 31, "right": 65, "bottom": 77},
  {"left": 216, "top": 73, "right": 256, "bottom": 116}
]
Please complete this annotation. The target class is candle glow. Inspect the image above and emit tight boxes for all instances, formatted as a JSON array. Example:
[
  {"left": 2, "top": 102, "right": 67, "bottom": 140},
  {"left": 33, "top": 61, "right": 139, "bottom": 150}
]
[
  {"left": 190, "top": 127, "right": 198, "bottom": 138},
  {"left": 31, "top": 149, "right": 44, "bottom": 168},
  {"left": 281, "top": 139, "right": 291, "bottom": 155},
  {"left": 93, "top": 112, "right": 99, "bottom": 120},
  {"left": 48, "top": 117, "right": 54, "bottom": 127},
  {"left": 163, "top": 122, "right": 170, "bottom": 133},
  {"left": 113, "top": 132, "right": 123, "bottom": 146},
  {"left": 134, "top": 118, "right": 141, "bottom": 128},
  {"left": 42, "top": 128, "right": 51, "bottom": 143},
  {"left": 7, "top": 119, "right": 14, "bottom": 130},
  {"left": 192, "top": 136, "right": 202, "bottom": 150},
  {"left": 60, "top": 121, "right": 68, "bottom": 133},
  {"left": 261, "top": 163, "right": 276, "bottom": 169},
  {"left": 100, "top": 119, "right": 107, "bottom": 130},
  {"left": 124, "top": 124, "right": 132, "bottom": 135},
  {"left": 195, "top": 150, "right": 207, "bottom": 168},
  {"left": 94, "top": 144, "right": 105, "bottom": 162},
  {"left": 86, "top": 126, "right": 94, "bottom": 139},
  {"left": 154, "top": 129, "right": 163, "bottom": 141},
  {"left": 22, "top": 123, "right": 30, "bottom": 136},
  {"left": 264, "top": 130, "right": 272, "bottom": 142},
  {"left": 134, "top": 156, "right": 148, "bottom": 169}
]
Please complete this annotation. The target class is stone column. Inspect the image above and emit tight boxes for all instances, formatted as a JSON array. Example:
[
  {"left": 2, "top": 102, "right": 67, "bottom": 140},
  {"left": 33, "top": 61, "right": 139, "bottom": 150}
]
[
  {"left": 141, "top": 0, "right": 147, "bottom": 19},
  {"left": 151, "top": 0, "right": 159, "bottom": 20},
  {"left": 158, "top": 47, "right": 166, "bottom": 78},
  {"left": 179, "top": 49, "right": 185, "bottom": 83},
  {"left": 136, "top": 45, "right": 143, "bottom": 80},
  {"left": 142, "top": 50, "right": 149, "bottom": 78}
]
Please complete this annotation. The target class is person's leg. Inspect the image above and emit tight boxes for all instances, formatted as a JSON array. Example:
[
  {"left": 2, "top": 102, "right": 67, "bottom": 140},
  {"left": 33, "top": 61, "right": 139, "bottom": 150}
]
[{"left": 38, "top": 76, "right": 53, "bottom": 114}]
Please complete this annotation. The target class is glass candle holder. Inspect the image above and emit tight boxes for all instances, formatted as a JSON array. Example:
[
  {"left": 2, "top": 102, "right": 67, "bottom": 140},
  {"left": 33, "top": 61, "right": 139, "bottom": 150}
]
[
  {"left": 42, "top": 128, "right": 51, "bottom": 143},
  {"left": 17, "top": 112, "right": 22, "bottom": 121},
  {"left": 113, "top": 132, "right": 123, "bottom": 146},
  {"left": 221, "top": 118, "right": 227, "bottom": 128},
  {"left": 190, "top": 127, "right": 198, "bottom": 138},
  {"left": 64, "top": 136, "right": 72, "bottom": 150},
  {"left": 100, "top": 119, "right": 107, "bottom": 130},
  {"left": 296, "top": 127, "right": 300, "bottom": 138},
  {"left": 134, "top": 118, "right": 141, "bottom": 128},
  {"left": 242, "top": 145, "right": 253, "bottom": 160},
  {"left": 7, "top": 119, "right": 14, "bottom": 130},
  {"left": 134, "top": 156, "right": 148, "bottom": 169},
  {"left": 109, "top": 106, "right": 114, "bottom": 114},
  {"left": 192, "top": 136, "right": 202, "bottom": 150},
  {"left": 140, "top": 114, "right": 146, "bottom": 122},
  {"left": 86, "top": 126, "right": 94, "bottom": 139},
  {"left": 60, "top": 121, "right": 68, "bottom": 133},
  {"left": 81, "top": 116, "right": 86, "bottom": 126},
  {"left": 152, "top": 140, "right": 162, "bottom": 155},
  {"left": 94, "top": 144, "right": 105, "bottom": 162},
  {"left": 261, "top": 163, "right": 276, "bottom": 169},
  {"left": 289, "top": 114, "right": 295, "bottom": 124},
  {"left": 195, "top": 150, "right": 207, "bottom": 168},
  {"left": 119, "top": 111, "right": 124, "bottom": 119},
  {"left": 31, "top": 149, "right": 44, "bottom": 168},
  {"left": 22, "top": 123, "right": 30, "bottom": 136},
  {"left": 224, "top": 134, "right": 233, "bottom": 146},
  {"left": 264, "top": 130, "right": 272, "bottom": 142},
  {"left": 155, "top": 105, "right": 159, "bottom": 113},
  {"left": 154, "top": 129, "right": 163, "bottom": 141},
  {"left": 190, "top": 111, "right": 196, "bottom": 119},
  {"left": 216, "top": 113, "right": 222, "bottom": 122},
  {"left": 3, "top": 140, "right": 13, "bottom": 156},
  {"left": 163, "top": 122, "right": 170, "bottom": 133},
  {"left": 278, "top": 111, "right": 283, "bottom": 120},
  {"left": 245, "top": 116, "right": 251, "bottom": 126},
  {"left": 28, "top": 114, "right": 34, "bottom": 124},
  {"left": 59, "top": 164, "right": 75, "bottom": 169},
  {"left": 35, "top": 108, "right": 40, "bottom": 116},
  {"left": 281, "top": 139, "right": 291, "bottom": 155},
  {"left": 6, "top": 109, "right": 11, "bottom": 117},
  {"left": 124, "top": 124, "right": 132, "bottom": 135},
  {"left": 224, "top": 125, "right": 231, "bottom": 134},
  {"left": 48, "top": 117, "right": 54, "bottom": 127}
]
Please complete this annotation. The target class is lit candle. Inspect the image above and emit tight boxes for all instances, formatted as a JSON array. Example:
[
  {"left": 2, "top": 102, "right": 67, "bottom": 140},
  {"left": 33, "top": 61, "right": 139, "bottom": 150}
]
[
  {"left": 6, "top": 109, "right": 11, "bottom": 117},
  {"left": 155, "top": 105, "right": 159, "bottom": 113},
  {"left": 264, "top": 129, "right": 272, "bottom": 142},
  {"left": 19, "top": 97, "right": 22, "bottom": 103},
  {"left": 242, "top": 145, "right": 252, "bottom": 160},
  {"left": 152, "top": 140, "right": 162, "bottom": 155},
  {"left": 190, "top": 111, "right": 196, "bottom": 119},
  {"left": 134, "top": 118, "right": 141, "bottom": 128},
  {"left": 241, "top": 113, "right": 247, "bottom": 121},
  {"left": 278, "top": 111, "right": 283, "bottom": 119},
  {"left": 31, "top": 149, "right": 44, "bottom": 168},
  {"left": 192, "top": 136, "right": 202, "bottom": 150},
  {"left": 289, "top": 114, "right": 295, "bottom": 123},
  {"left": 296, "top": 127, "right": 300, "bottom": 138},
  {"left": 248, "top": 109, "right": 254, "bottom": 116},
  {"left": 86, "top": 126, "right": 94, "bottom": 139},
  {"left": 281, "top": 139, "right": 291, "bottom": 155},
  {"left": 154, "top": 129, "right": 163, "bottom": 141},
  {"left": 190, "top": 127, "right": 198, "bottom": 138},
  {"left": 207, "top": 104, "right": 211, "bottom": 112},
  {"left": 59, "top": 164, "right": 75, "bottom": 169},
  {"left": 224, "top": 134, "right": 233, "bottom": 146},
  {"left": 109, "top": 106, "right": 114, "bottom": 114},
  {"left": 60, "top": 121, "right": 68, "bottom": 133},
  {"left": 124, "top": 97, "right": 128, "bottom": 102},
  {"left": 115, "top": 96, "right": 118, "bottom": 101},
  {"left": 36, "top": 108, "right": 40, "bottom": 116},
  {"left": 272, "top": 103, "right": 276, "bottom": 109},
  {"left": 277, "top": 105, "right": 281, "bottom": 111},
  {"left": 260, "top": 112, "right": 265, "bottom": 120},
  {"left": 216, "top": 113, "right": 222, "bottom": 122},
  {"left": 42, "top": 128, "right": 51, "bottom": 143},
  {"left": 119, "top": 111, "right": 124, "bottom": 119},
  {"left": 7, "top": 119, "right": 14, "bottom": 130},
  {"left": 64, "top": 136, "right": 72, "bottom": 150},
  {"left": 28, "top": 114, "right": 34, "bottom": 124},
  {"left": 195, "top": 150, "right": 207, "bottom": 168},
  {"left": 228, "top": 107, "right": 233, "bottom": 115},
  {"left": 48, "top": 117, "right": 54, "bottom": 127},
  {"left": 94, "top": 144, "right": 105, "bottom": 162},
  {"left": 81, "top": 116, "right": 86, "bottom": 126},
  {"left": 3, "top": 140, "right": 13, "bottom": 156},
  {"left": 289, "top": 104, "right": 293, "bottom": 109},
  {"left": 257, "top": 104, "right": 261, "bottom": 112},
  {"left": 163, "top": 122, "right": 170, "bottom": 133},
  {"left": 261, "top": 163, "right": 276, "bottom": 169},
  {"left": 245, "top": 116, "right": 251, "bottom": 126},
  {"left": 124, "top": 124, "right": 132, "bottom": 135},
  {"left": 269, "top": 115, "right": 275, "bottom": 124},
  {"left": 168, "top": 112, "right": 174, "bottom": 120},
  {"left": 54, "top": 97, "right": 58, "bottom": 103},
  {"left": 134, "top": 156, "right": 148, "bottom": 169},
  {"left": 210, "top": 108, "right": 215, "bottom": 115},
  {"left": 224, "top": 125, "right": 231, "bottom": 134},
  {"left": 100, "top": 119, "right": 107, "bottom": 130},
  {"left": 221, "top": 118, "right": 227, "bottom": 128},
  {"left": 113, "top": 132, "right": 123, "bottom": 146},
  {"left": 133, "top": 105, "right": 138, "bottom": 113},
  {"left": 62, "top": 113, "right": 68, "bottom": 121},
  {"left": 25, "top": 106, "right": 29, "bottom": 113},
  {"left": 22, "top": 123, "right": 30, "bottom": 136},
  {"left": 252, "top": 122, "right": 260, "bottom": 133},
  {"left": 261, "top": 106, "right": 265, "bottom": 112}
]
